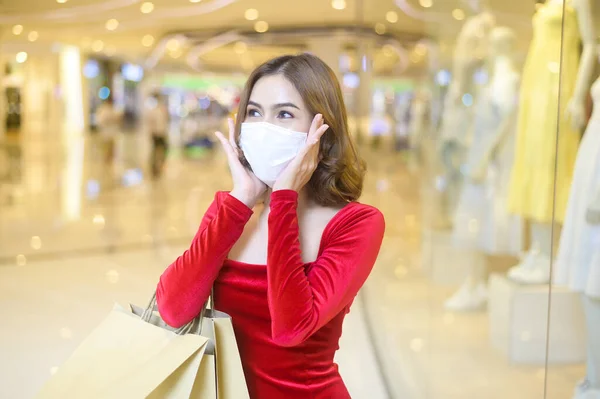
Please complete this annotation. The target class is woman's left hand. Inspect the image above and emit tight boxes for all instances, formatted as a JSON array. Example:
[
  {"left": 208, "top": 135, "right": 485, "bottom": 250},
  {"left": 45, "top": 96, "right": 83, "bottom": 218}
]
[{"left": 273, "top": 114, "right": 329, "bottom": 192}]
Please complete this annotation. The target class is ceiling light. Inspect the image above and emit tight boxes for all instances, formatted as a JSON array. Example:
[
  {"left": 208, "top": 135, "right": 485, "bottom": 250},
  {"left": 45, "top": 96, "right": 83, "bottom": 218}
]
[
  {"left": 245, "top": 8, "right": 259, "bottom": 21},
  {"left": 414, "top": 43, "right": 428, "bottom": 56},
  {"left": 382, "top": 44, "right": 395, "bottom": 57},
  {"left": 375, "top": 23, "right": 386, "bottom": 35},
  {"left": 105, "top": 19, "right": 119, "bottom": 31},
  {"left": 57, "top": 0, "right": 68, "bottom": 3},
  {"left": 30, "top": 236, "right": 42, "bottom": 250},
  {"left": 16, "top": 52, "right": 28, "bottom": 64},
  {"left": 254, "top": 21, "right": 269, "bottom": 33},
  {"left": 234, "top": 41, "right": 248, "bottom": 54},
  {"left": 92, "top": 40, "right": 105, "bottom": 52},
  {"left": 16, "top": 254, "right": 27, "bottom": 266},
  {"left": 142, "top": 34, "right": 154, "bottom": 47},
  {"left": 170, "top": 49, "right": 183, "bottom": 59},
  {"left": 12, "top": 25, "right": 23, "bottom": 35},
  {"left": 452, "top": 8, "right": 465, "bottom": 21},
  {"left": 190, "top": 0, "right": 202, "bottom": 3},
  {"left": 419, "top": 0, "right": 433, "bottom": 8},
  {"left": 166, "top": 38, "right": 181, "bottom": 52},
  {"left": 386, "top": 11, "right": 398, "bottom": 23},
  {"left": 331, "top": 0, "right": 346, "bottom": 10},
  {"left": 140, "top": 2, "right": 154, "bottom": 13},
  {"left": 28, "top": 31, "right": 39, "bottom": 42}
]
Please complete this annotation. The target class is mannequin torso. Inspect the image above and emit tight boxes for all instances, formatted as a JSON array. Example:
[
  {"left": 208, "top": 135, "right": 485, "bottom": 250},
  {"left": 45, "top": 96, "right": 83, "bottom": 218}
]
[
  {"left": 556, "top": 75, "right": 600, "bottom": 296},
  {"left": 440, "top": 12, "right": 495, "bottom": 143},
  {"left": 508, "top": 0, "right": 595, "bottom": 226},
  {"left": 469, "top": 27, "right": 520, "bottom": 182},
  {"left": 446, "top": 27, "right": 523, "bottom": 311},
  {"left": 556, "top": 75, "right": 600, "bottom": 396}
]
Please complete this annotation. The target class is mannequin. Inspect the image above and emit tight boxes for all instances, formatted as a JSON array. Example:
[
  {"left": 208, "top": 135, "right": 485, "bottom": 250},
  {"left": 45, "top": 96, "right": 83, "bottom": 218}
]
[
  {"left": 436, "top": 11, "right": 496, "bottom": 226},
  {"left": 445, "top": 27, "right": 523, "bottom": 311},
  {"left": 555, "top": 72, "right": 600, "bottom": 398},
  {"left": 507, "top": 0, "right": 596, "bottom": 285}
]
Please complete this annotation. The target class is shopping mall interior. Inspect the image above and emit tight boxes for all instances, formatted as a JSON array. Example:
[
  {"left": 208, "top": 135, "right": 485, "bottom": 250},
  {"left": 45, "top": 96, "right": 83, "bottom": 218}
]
[{"left": 1, "top": 0, "right": 600, "bottom": 398}]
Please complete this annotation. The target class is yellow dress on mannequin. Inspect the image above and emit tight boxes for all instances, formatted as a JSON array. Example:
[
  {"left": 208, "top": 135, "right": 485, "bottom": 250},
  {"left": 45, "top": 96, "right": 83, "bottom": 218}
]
[{"left": 508, "top": 1, "right": 581, "bottom": 224}]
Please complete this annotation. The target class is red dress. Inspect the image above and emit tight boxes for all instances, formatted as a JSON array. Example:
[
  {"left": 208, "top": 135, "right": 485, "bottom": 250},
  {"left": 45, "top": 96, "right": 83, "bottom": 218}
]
[{"left": 156, "top": 190, "right": 385, "bottom": 398}]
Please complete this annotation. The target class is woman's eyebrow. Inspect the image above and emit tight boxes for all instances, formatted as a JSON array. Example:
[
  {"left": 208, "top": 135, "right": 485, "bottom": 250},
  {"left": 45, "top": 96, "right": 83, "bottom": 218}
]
[
  {"left": 247, "top": 100, "right": 300, "bottom": 110},
  {"left": 248, "top": 100, "right": 263, "bottom": 109},
  {"left": 273, "top": 102, "right": 300, "bottom": 110}
]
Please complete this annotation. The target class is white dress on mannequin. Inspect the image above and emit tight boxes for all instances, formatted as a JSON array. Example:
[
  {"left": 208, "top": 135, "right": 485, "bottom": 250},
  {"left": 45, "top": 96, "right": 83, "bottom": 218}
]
[
  {"left": 555, "top": 78, "right": 600, "bottom": 299},
  {"left": 452, "top": 64, "right": 523, "bottom": 255}
]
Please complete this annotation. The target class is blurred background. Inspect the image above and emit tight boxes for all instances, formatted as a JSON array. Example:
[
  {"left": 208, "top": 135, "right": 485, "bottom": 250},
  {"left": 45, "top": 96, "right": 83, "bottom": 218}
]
[{"left": 1, "top": 0, "right": 598, "bottom": 398}]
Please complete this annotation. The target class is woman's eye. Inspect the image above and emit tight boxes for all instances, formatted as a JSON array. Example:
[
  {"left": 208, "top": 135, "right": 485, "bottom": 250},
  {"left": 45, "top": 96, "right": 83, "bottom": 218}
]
[
  {"left": 278, "top": 111, "right": 293, "bottom": 119},
  {"left": 247, "top": 109, "right": 261, "bottom": 118}
]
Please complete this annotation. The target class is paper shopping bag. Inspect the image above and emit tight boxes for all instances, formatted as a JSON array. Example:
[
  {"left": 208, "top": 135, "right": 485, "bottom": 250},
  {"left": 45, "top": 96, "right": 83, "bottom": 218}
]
[
  {"left": 129, "top": 306, "right": 250, "bottom": 399},
  {"left": 212, "top": 311, "right": 249, "bottom": 399},
  {"left": 35, "top": 304, "right": 209, "bottom": 399}
]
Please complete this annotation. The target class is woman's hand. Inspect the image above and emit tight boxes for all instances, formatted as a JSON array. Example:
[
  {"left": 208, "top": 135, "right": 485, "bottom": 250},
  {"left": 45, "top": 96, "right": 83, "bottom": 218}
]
[
  {"left": 273, "top": 114, "right": 329, "bottom": 193},
  {"left": 215, "top": 118, "right": 266, "bottom": 208}
]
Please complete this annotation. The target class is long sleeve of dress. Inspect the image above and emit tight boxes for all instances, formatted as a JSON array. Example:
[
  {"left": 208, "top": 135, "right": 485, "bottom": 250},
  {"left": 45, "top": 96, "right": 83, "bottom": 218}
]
[
  {"left": 156, "top": 191, "right": 253, "bottom": 328},
  {"left": 267, "top": 190, "right": 385, "bottom": 347}
]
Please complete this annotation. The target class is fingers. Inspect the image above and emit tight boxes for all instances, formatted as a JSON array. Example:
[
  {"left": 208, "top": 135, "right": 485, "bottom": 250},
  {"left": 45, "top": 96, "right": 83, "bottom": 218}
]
[
  {"left": 309, "top": 114, "right": 322, "bottom": 136},
  {"left": 314, "top": 123, "right": 329, "bottom": 142},
  {"left": 295, "top": 123, "right": 328, "bottom": 163},
  {"left": 307, "top": 124, "right": 329, "bottom": 146},
  {"left": 308, "top": 114, "right": 325, "bottom": 141},
  {"left": 227, "top": 118, "right": 239, "bottom": 153},
  {"left": 215, "top": 131, "right": 236, "bottom": 158}
]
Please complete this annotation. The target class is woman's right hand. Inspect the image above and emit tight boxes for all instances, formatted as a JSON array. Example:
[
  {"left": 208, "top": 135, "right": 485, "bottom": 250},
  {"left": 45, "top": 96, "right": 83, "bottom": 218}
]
[{"left": 215, "top": 118, "right": 266, "bottom": 208}]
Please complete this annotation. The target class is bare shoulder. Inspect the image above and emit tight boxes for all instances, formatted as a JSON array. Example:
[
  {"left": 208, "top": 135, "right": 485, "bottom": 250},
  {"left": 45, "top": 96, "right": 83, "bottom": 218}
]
[{"left": 330, "top": 202, "right": 385, "bottom": 231}]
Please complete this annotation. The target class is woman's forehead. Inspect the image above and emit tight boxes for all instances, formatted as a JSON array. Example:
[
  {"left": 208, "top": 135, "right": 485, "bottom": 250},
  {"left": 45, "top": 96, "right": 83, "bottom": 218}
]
[{"left": 249, "top": 75, "right": 304, "bottom": 107}]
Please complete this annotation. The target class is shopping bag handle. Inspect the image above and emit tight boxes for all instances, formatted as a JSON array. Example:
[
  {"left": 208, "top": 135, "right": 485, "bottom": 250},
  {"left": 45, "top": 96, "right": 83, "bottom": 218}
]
[{"left": 141, "top": 291, "right": 212, "bottom": 335}]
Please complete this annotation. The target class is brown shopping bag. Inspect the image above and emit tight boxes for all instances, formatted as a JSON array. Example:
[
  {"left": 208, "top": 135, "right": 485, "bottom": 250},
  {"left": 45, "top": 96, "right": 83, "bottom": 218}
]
[
  {"left": 130, "top": 300, "right": 250, "bottom": 399},
  {"left": 35, "top": 303, "right": 209, "bottom": 399}
]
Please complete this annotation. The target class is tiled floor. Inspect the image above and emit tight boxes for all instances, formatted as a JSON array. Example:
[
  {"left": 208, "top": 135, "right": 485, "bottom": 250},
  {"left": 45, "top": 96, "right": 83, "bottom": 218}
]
[{"left": 0, "top": 127, "right": 586, "bottom": 398}]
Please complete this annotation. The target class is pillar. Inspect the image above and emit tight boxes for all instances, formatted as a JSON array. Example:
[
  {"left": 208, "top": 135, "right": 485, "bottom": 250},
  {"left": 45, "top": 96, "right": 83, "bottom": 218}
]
[
  {"left": 355, "top": 38, "right": 375, "bottom": 145},
  {"left": 307, "top": 37, "right": 344, "bottom": 82},
  {"left": 58, "top": 45, "right": 85, "bottom": 134}
]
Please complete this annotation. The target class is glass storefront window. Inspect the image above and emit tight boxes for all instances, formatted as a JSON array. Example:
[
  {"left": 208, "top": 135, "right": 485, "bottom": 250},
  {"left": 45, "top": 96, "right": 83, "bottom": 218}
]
[{"left": 357, "top": 0, "right": 598, "bottom": 398}]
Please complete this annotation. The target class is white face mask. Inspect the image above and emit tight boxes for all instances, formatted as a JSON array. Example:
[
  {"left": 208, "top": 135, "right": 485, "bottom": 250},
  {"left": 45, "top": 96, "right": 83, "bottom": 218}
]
[{"left": 239, "top": 122, "right": 308, "bottom": 187}]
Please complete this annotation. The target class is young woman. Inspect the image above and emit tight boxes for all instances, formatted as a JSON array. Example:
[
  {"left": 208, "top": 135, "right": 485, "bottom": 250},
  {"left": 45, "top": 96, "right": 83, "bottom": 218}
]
[{"left": 156, "top": 53, "right": 385, "bottom": 398}]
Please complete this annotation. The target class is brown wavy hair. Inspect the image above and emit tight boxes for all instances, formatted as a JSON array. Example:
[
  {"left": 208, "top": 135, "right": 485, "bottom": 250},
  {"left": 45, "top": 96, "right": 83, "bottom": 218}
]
[{"left": 235, "top": 53, "right": 366, "bottom": 207}]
